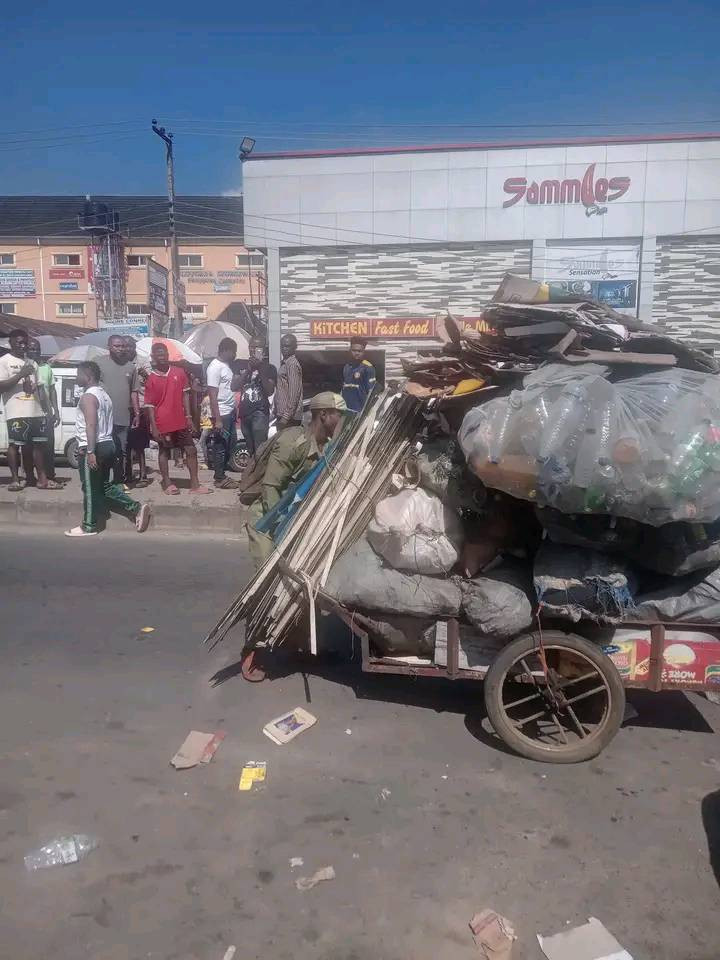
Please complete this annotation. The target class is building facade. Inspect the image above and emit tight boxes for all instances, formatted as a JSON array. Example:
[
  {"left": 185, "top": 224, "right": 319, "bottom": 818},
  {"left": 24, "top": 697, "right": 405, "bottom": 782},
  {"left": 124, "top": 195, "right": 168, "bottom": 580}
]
[
  {"left": 0, "top": 196, "right": 265, "bottom": 335},
  {"left": 242, "top": 133, "right": 720, "bottom": 379}
]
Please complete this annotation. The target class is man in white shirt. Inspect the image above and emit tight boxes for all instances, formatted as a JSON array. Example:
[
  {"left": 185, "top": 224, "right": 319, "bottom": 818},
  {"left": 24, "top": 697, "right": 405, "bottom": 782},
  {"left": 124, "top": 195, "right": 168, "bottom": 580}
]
[
  {"left": 206, "top": 337, "right": 242, "bottom": 490},
  {"left": 0, "top": 329, "right": 58, "bottom": 491}
]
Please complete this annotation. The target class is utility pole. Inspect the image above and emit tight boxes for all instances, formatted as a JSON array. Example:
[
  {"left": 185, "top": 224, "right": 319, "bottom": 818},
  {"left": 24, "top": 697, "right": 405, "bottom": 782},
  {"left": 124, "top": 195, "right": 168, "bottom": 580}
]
[{"left": 152, "top": 119, "right": 183, "bottom": 338}]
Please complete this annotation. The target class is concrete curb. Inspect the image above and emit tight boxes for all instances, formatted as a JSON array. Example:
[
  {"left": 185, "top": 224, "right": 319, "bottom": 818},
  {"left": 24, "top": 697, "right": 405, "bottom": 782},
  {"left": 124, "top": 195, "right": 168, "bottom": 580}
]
[{"left": 0, "top": 494, "right": 248, "bottom": 534}]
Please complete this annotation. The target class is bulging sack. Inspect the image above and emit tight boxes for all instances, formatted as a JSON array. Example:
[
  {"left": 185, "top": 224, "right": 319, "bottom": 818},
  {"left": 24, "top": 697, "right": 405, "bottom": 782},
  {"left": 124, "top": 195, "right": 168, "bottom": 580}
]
[
  {"left": 367, "top": 487, "right": 464, "bottom": 575},
  {"left": 460, "top": 561, "right": 534, "bottom": 638},
  {"left": 326, "top": 536, "right": 462, "bottom": 618},
  {"left": 459, "top": 365, "right": 720, "bottom": 526}
]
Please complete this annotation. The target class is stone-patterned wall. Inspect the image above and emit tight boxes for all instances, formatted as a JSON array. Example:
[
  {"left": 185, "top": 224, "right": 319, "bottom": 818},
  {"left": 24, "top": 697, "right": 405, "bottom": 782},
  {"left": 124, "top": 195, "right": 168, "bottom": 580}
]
[
  {"left": 279, "top": 241, "right": 531, "bottom": 375},
  {"left": 653, "top": 236, "right": 720, "bottom": 351}
]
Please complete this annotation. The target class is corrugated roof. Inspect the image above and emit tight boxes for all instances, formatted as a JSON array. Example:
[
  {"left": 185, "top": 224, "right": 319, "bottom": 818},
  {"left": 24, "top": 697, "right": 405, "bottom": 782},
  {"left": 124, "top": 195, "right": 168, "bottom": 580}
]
[{"left": 0, "top": 195, "right": 243, "bottom": 241}]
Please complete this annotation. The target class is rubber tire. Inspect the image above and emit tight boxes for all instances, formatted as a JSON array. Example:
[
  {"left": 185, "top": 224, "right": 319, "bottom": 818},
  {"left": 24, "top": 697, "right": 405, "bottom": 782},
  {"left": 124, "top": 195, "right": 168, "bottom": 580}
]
[
  {"left": 483, "top": 630, "right": 626, "bottom": 764},
  {"left": 229, "top": 441, "right": 249, "bottom": 474},
  {"left": 64, "top": 437, "right": 80, "bottom": 470}
]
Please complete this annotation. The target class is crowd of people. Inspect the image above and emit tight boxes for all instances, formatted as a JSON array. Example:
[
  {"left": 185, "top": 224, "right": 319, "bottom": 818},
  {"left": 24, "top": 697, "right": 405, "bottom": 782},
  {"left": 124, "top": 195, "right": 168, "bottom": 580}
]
[{"left": 0, "top": 327, "right": 378, "bottom": 538}]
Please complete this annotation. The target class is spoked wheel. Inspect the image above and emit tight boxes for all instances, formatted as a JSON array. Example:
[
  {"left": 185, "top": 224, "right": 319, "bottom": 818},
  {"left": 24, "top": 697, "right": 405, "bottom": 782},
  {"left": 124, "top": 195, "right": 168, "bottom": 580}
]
[
  {"left": 240, "top": 649, "right": 267, "bottom": 683},
  {"left": 484, "top": 631, "right": 625, "bottom": 763}
]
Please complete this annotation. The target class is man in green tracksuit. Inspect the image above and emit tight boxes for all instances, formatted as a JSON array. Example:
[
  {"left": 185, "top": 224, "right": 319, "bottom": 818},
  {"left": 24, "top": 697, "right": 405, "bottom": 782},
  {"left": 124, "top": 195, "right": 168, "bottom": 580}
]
[{"left": 247, "top": 392, "right": 347, "bottom": 567}]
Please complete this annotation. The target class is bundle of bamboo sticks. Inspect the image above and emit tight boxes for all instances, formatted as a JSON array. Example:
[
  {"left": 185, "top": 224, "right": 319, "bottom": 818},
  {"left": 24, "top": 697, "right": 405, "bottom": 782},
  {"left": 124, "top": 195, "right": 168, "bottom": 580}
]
[{"left": 205, "top": 390, "right": 427, "bottom": 652}]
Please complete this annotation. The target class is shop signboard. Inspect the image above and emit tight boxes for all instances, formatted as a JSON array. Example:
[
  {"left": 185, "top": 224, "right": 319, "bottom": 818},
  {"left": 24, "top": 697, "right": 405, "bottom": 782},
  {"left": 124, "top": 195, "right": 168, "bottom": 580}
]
[
  {"left": 545, "top": 243, "right": 641, "bottom": 313},
  {"left": 49, "top": 268, "right": 85, "bottom": 279},
  {"left": 503, "top": 162, "right": 632, "bottom": 217},
  {"left": 310, "top": 317, "right": 437, "bottom": 339},
  {"left": 147, "top": 259, "right": 169, "bottom": 317},
  {"left": 98, "top": 319, "right": 150, "bottom": 335},
  {"left": 59, "top": 281, "right": 79, "bottom": 291},
  {"left": 0, "top": 269, "right": 36, "bottom": 298}
]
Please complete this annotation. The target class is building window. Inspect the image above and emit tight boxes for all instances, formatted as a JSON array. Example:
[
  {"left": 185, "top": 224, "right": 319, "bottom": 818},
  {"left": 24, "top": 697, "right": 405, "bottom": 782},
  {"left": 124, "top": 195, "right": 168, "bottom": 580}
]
[
  {"left": 0, "top": 253, "right": 16, "bottom": 266},
  {"left": 179, "top": 254, "right": 203, "bottom": 268},
  {"left": 236, "top": 252, "right": 266, "bottom": 269},
  {"left": 56, "top": 302, "right": 85, "bottom": 316},
  {"left": 126, "top": 254, "right": 148, "bottom": 268},
  {"left": 53, "top": 253, "right": 81, "bottom": 266},
  {"left": 127, "top": 303, "right": 149, "bottom": 315},
  {"left": 182, "top": 304, "right": 207, "bottom": 321},
  {"left": 0, "top": 302, "right": 16, "bottom": 313}
]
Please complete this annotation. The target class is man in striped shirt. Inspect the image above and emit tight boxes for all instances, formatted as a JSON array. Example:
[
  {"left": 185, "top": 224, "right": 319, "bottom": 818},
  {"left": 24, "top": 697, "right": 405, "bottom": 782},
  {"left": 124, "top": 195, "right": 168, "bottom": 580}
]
[{"left": 274, "top": 333, "right": 303, "bottom": 429}]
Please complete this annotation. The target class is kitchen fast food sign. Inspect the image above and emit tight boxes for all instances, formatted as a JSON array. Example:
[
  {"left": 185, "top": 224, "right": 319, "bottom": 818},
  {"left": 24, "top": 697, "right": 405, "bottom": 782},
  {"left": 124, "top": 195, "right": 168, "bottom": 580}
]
[{"left": 503, "top": 162, "right": 631, "bottom": 217}]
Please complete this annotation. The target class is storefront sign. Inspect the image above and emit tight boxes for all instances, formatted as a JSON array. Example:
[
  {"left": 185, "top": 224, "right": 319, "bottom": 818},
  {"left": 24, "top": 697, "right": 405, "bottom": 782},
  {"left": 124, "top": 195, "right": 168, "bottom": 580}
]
[
  {"left": 59, "top": 281, "right": 79, "bottom": 291},
  {"left": 503, "top": 163, "right": 631, "bottom": 216},
  {"left": 180, "top": 268, "right": 250, "bottom": 285},
  {"left": 0, "top": 269, "right": 36, "bottom": 298},
  {"left": 460, "top": 316, "right": 495, "bottom": 334},
  {"left": 147, "top": 259, "right": 169, "bottom": 316},
  {"left": 99, "top": 319, "right": 149, "bottom": 335},
  {"left": 545, "top": 243, "right": 640, "bottom": 313},
  {"left": 310, "top": 317, "right": 437, "bottom": 339},
  {"left": 49, "top": 268, "right": 85, "bottom": 279}
]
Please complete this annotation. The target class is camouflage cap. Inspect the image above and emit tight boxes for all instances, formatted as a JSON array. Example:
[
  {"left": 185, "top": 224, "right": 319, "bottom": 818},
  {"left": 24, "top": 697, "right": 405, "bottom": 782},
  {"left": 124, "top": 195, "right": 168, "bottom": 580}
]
[{"left": 309, "top": 391, "right": 347, "bottom": 412}]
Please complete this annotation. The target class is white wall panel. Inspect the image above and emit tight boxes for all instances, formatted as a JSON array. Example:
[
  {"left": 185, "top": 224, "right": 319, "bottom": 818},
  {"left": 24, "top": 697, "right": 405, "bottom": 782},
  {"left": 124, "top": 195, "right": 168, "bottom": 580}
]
[
  {"left": 373, "top": 171, "right": 411, "bottom": 211},
  {"left": 411, "top": 169, "right": 449, "bottom": 209}
]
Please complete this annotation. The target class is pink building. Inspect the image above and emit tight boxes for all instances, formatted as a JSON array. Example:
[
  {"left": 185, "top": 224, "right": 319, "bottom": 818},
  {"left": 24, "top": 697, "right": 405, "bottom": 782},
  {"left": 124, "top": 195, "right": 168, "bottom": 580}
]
[{"left": 0, "top": 196, "right": 266, "bottom": 336}]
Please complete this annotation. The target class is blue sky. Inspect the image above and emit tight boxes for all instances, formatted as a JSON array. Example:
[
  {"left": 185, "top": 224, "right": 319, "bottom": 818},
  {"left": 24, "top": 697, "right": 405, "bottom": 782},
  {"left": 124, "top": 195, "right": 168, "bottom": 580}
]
[{"left": 4, "top": 0, "right": 719, "bottom": 197}]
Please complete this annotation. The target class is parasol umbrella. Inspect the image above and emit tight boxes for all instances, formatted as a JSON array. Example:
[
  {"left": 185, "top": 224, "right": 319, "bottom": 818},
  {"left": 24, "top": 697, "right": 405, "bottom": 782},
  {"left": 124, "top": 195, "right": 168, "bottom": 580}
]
[
  {"left": 52, "top": 344, "right": 110, "bottom": 364},
  {"left": 135, "top": 337, "right": 202, "bottom": 365},
  {"left": 36, "top": 335, "right": 78, "bottom": 357},
  {"left": 72, "top": 330, "right": 142, "bottom": 347},
  {"left": 183, "top": 320, "right": 250, "bottom": 360}
]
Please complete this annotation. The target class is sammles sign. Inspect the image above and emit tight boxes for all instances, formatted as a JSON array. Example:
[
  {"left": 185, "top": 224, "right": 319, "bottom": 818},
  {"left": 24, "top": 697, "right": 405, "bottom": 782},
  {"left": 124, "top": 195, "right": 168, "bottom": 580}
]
[{"left": 503, "top": 163, "right": 631, "bottom": 216}]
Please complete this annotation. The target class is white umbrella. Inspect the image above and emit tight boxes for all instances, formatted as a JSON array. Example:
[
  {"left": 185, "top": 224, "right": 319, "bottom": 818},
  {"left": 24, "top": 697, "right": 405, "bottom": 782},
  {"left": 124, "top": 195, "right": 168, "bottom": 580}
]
[
  {"left": 72, "top": 330, "right": 142, "bottom": 347},
  {"left": 52, "top": 344, "right": 110, "bottom": 363},
  {"left": 135, "top": 337, "right": 202, "bottom": 365},
  {"left": 183, "top": 320, "right": 250, "bottom": 360}
]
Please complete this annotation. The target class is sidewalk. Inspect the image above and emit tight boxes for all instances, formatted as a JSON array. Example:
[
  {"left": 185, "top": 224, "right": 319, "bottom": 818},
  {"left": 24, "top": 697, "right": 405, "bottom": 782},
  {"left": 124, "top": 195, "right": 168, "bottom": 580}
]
[{"left": 0, "top": 458, "right": 248, "bottom": 534}]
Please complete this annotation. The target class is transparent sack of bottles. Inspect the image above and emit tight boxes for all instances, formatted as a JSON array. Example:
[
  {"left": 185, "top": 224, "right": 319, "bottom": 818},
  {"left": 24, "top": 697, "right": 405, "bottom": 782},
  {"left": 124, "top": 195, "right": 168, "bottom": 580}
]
[{"left": 458, "top": 364, "right": 720, "bottom": 525}]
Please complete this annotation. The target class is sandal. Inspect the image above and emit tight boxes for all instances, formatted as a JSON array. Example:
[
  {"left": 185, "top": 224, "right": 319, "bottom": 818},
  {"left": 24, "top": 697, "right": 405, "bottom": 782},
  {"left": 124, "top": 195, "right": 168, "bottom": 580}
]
[
  {"left": 189, "top": 485, "right": 213, "bottom": 495},
  {"left": 7, "top": 481, "right": 24, "bottom": 492},
  {"left": 36, "top": 481, "right": 63, "bottom": 490},
  {"left": 163, "top": 484, "right": 180, "bottom": 496}
]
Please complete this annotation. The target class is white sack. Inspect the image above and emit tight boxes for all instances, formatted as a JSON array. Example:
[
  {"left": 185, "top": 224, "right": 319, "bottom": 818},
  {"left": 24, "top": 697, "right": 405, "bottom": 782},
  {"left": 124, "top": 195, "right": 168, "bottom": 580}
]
[{"left": 367, "top": 487, "right": 463, "bottom": 575}]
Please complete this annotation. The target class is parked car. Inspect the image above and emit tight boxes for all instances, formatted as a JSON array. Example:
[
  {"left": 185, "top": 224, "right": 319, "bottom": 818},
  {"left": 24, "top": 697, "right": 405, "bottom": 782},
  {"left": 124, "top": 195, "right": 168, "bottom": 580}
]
[{"left": 0, "top": 365, "right": 82, "bottom": 468}]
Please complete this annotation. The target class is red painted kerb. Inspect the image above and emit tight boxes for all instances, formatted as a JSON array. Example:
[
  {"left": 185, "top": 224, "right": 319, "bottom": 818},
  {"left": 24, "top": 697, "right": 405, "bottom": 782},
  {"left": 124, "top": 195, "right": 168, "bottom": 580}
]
[{"left": 245, "top": 132, "right": 720, "bottom": 161}]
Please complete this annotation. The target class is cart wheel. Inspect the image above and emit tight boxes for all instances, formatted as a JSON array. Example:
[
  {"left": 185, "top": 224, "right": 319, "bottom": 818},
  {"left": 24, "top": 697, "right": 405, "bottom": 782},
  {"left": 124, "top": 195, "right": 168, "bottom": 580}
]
[
  {"left": 483, "top": 631, "right": 625, "bottom": 764},
  {"left": 241, "top": 649, "right": 266, "bottom": 683}
]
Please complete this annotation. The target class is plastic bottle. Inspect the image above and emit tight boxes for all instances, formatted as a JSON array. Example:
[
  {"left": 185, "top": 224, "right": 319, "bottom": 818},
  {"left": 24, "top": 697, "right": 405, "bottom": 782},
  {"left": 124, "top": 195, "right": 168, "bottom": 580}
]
[
  {"left": 24, "top": 835, "right": 98, "bottom": 871},
  {"left": 538, "top": 384, "right": 587, "bottom": 462},
  {"left": 487, "top": 391, "right": 522, "bottom": 464}
]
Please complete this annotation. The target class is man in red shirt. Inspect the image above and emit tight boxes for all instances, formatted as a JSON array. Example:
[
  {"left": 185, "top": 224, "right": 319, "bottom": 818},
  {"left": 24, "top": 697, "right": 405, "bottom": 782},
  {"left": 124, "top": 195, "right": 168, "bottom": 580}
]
[{"left": 143, "top": 342, "right": 211, "bottom": 496}]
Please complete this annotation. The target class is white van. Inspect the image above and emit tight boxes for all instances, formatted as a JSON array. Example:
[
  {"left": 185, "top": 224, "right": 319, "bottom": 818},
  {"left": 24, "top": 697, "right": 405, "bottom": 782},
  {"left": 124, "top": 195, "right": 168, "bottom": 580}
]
[{"left": 0, "top": 365, "right": 82, "bottom": 468}]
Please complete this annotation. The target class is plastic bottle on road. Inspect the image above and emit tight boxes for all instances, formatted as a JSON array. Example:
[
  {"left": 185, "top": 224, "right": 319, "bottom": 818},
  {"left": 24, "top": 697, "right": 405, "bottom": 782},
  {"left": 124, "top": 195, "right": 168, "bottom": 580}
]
[{"left": 24, "top": 835, "right": 98, "bottom": 871}]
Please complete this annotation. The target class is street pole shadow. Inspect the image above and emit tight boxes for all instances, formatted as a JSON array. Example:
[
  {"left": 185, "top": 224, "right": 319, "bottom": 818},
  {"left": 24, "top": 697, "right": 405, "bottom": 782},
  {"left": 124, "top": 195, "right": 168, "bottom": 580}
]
[{"left": 701, "top": 789, "right": 720, "bottom": 890}]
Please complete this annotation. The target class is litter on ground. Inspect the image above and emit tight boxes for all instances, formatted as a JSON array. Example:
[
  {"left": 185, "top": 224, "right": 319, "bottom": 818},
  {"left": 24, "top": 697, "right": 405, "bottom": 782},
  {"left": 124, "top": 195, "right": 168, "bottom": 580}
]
[
  {"left": 537, "top": 917, "right": 633, "bottom": 960},
  {"left": 295, "top": 865, "right": 336, "bottom": 891}
]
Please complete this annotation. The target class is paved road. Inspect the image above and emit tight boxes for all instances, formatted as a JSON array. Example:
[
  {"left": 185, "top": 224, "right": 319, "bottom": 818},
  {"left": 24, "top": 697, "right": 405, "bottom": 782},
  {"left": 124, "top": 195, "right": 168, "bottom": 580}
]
[{"left": 2, "top": 527, "right": 720, "bottom": 960}]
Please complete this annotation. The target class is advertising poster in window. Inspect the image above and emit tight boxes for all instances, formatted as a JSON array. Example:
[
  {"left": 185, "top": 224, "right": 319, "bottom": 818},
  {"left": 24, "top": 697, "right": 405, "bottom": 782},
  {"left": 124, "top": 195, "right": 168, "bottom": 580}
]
[
  {"left": 544, "top": 243, "right": 640, "bottom": 314},
  {"left": 0, "top": 269, "right": 36, "bottom": 298}
]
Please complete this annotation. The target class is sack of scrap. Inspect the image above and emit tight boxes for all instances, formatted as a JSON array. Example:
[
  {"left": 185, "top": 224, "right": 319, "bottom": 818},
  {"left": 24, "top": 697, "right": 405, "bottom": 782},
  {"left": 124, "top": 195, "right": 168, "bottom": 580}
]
[{"left": 459, "top": 364, "right": 720, "bottom": 525}]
